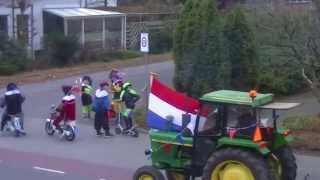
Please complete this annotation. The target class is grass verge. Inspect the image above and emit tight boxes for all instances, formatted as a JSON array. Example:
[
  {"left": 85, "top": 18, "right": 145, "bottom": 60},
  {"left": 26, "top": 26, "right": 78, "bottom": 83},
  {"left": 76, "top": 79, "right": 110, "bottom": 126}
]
[
  {"left": 0, "top": 52, "right": 172, "bottom": 88},
  {"left": 282, "top": 115, "right": 320, "bottom": 153}
]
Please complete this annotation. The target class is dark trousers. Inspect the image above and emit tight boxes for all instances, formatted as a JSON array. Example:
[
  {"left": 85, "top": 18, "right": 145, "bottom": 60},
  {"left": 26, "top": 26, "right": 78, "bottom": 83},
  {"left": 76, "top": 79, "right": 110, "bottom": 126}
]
[
  {"left": 1, "top": 112, "right": 9, "bottom": 131},
  {"left": 94, "top": 111, "right": 109, "bottom": 133},
  {"left": 124, "top": 117, "right": 133, "bottom": 130}
]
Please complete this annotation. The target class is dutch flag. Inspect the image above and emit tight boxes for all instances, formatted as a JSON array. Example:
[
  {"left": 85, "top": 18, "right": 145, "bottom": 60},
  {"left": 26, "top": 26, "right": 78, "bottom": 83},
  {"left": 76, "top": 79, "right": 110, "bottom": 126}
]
[{"left": 147, "top": 77, "right": 202, "bottom": 132}]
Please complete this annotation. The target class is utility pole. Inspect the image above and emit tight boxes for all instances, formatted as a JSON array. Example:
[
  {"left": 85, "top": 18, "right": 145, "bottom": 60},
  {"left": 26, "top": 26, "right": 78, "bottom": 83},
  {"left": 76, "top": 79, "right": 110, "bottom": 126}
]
[{"left": 11, "top": 0, "right": 15, "bottom": 39}]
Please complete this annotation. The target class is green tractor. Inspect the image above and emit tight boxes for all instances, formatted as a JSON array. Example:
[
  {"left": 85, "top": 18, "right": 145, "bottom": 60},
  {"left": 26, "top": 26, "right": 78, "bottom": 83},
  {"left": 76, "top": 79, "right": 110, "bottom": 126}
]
[{"left": 133, "top": 90, "right": 300, "bottom": 180}]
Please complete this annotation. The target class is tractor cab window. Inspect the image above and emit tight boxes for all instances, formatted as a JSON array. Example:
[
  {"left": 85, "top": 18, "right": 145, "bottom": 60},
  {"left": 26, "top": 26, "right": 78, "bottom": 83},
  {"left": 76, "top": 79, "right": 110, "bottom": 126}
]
[
  {"left": 198, "top": 105, "right": 218, "bottom": 135},
  {"left": 226, "top": 106, "right": 256, "bottom": 127},
  {"left": 256, "top": 108, "right": 274, "bottom": 128},
  {"left": 226, "top": 106, "right": 257, "bottom": 137}
]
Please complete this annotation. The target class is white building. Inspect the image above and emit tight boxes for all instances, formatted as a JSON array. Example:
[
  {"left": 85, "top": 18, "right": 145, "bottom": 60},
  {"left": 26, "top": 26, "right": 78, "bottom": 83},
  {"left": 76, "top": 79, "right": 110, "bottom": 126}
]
[{"left": 0, "top": 0, "right": 126, "bottom": 52}]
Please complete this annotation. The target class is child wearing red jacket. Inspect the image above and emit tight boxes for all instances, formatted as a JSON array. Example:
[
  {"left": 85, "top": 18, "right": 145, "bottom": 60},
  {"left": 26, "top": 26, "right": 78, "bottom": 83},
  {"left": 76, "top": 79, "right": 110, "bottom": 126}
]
[{"left": 53, "top": 85, "right": 76, "bottom": 134}]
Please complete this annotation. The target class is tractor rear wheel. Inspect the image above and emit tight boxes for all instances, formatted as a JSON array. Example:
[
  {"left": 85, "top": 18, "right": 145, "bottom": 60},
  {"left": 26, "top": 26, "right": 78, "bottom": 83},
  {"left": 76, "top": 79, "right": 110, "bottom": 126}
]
[
  {"left": 273, "top": 145, "right": 297, "bottom": 180},
  {"left": 165, "top": 171, "right": 189, "bottom": 180},
  {"left": 133, "top": 165, "right": 165, "bottom": 180},
  {"left": 202, "top": 148, "right": 271, "bottom": 180}
]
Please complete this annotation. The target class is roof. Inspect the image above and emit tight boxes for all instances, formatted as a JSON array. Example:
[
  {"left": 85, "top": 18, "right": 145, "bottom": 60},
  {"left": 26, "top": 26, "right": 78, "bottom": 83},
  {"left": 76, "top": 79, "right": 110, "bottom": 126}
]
[
  {"left": 44, "top": 8, "right": 124, "bottom": 19},
  {"left": 260, "top": 102, "right": 301, "bottom": 110},
  {"left": 200, "top": 90, "right": 274, "bottom": 107}
]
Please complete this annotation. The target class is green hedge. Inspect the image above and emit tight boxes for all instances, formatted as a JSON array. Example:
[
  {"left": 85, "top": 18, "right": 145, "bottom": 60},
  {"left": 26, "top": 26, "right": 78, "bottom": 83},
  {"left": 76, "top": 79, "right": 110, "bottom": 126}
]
[{"left": 0, "top": 38, "right": 30, "bottom": 75}]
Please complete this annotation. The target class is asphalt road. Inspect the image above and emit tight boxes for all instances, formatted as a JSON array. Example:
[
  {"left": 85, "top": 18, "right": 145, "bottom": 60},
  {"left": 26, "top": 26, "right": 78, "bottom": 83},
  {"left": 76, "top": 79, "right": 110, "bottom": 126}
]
[{"left": 0, "top": 61, "right": 319, "bottom": 180}]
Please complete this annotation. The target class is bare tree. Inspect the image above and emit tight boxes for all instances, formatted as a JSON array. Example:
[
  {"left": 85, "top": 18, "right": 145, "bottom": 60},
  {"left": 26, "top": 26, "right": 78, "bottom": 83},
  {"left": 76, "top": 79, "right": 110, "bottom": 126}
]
[{"left": 257, "top": 0, "right": 320, "bottom": 102}]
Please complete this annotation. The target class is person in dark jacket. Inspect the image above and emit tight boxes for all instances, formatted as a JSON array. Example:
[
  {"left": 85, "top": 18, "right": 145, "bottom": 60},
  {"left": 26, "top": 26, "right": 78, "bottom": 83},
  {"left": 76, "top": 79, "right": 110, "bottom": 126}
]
[
  {"left": 81, "top": 76, "right": 93, "bottom": 119},
  {"left": 0, "top": 83, "right": 25, "bottom": 131},
  {"left": 120, "top": 82, "right": 140, "bottom": 131},
  {"left": 92, "top": 82, "right": 112, "bottom": 137}
]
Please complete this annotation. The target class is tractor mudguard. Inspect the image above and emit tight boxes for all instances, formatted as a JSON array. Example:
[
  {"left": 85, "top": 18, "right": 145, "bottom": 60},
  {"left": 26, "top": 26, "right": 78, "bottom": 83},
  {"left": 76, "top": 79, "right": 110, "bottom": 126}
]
[
  {"left": 272, "top": 128, "right": 293, "bottom": 150},
  {"left": 217, "top": 137, "right": 270, "bottom": 155}
]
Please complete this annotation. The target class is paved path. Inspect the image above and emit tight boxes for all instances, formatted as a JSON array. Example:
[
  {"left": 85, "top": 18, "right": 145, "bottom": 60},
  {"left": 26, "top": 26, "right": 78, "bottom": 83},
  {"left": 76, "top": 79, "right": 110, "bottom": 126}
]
[{"left": 0, "top": 61, "right": 319, "bottom": 180}]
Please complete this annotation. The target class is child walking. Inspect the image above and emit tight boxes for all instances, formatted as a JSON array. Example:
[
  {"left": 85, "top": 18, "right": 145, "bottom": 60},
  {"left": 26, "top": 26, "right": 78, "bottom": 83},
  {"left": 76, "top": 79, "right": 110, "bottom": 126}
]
[
  {"left": 92, "top": 82, "right": 113, "bottom": 137},
  {"left": 81, "top": 76, "right": 93, "bottom": 119}
]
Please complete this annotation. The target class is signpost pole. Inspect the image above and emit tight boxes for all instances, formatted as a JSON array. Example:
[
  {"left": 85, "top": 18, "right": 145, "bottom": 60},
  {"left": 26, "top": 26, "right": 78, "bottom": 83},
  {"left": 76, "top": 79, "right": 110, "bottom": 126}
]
[{"left": 140, "top": 32, "right": 150, "bottom": 113}]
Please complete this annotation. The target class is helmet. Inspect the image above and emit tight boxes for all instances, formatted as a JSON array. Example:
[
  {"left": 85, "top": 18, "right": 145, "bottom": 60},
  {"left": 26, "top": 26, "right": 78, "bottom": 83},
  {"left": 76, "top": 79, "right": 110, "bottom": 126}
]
[
  {"left": 122, "top": 82, "right": 132, "bottom": 90},
  {"left": 6, "top": 82, "right": 18, "bottom": 91},
  {"left": 62, "top": 85, "right": 72, "bottom": 95}
]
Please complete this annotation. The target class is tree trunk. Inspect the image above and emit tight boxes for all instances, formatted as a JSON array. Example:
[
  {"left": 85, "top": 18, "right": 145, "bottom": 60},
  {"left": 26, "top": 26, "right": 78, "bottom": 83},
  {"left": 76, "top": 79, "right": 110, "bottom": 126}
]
[{"left": 302, "top": 68, "right": 320, "bottom": 103}]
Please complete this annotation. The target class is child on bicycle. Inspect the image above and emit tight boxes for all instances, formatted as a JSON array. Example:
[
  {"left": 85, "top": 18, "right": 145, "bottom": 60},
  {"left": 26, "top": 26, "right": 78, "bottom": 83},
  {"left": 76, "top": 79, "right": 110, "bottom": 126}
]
[{"left": 53, "top": 85, "right": 76, "bottom": 134}]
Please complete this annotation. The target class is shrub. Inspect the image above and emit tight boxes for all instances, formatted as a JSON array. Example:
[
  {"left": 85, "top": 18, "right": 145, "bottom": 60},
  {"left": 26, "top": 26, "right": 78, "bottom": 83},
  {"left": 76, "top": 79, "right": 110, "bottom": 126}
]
[
  {"left": 0, "top": 38, "right": 30, "bottom": 75},
  {"left": 282, "top": 115, "right": 320, "bottom": 132},
  {"left": 224, "top": 8, "right": 258, "bottom": 90},
  {"left": 43, "top": 33, "right": 80, "bottom": 66},
  {"left": 174, "top": 0, "right": 228, "bottom": 97},
  {"left": 174, "top": 0, "right": 258, "bottom": 97},
  {"left": 0, "top": 62, "right": 19, "bottom": 75},
  {"left": 245, "top": 8, "right": 307, "bottom": 95}
]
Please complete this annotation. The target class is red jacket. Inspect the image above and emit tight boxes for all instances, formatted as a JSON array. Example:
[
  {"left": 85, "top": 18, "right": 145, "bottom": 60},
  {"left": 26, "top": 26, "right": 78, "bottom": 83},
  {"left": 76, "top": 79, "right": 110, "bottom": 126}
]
[{"left": 60, "top": 95, "right": 76, "bottom": 121}]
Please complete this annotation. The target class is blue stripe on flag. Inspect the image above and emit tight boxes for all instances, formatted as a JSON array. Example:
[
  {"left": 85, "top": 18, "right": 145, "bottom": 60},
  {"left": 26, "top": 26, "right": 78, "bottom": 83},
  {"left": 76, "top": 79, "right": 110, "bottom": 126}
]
[{"left": 147, "top": 110, "right": 181, "bottom": 131}]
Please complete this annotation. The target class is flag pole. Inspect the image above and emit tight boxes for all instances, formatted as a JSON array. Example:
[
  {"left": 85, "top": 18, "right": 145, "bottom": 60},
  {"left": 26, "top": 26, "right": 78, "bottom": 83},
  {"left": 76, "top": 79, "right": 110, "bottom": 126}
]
[{"left": 146, "top": 72, "right": 159, "bottom": 113}]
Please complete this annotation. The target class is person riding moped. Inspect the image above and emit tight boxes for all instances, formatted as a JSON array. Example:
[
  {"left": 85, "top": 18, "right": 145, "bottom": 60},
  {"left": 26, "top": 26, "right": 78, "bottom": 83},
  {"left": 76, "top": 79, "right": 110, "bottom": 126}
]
[
  {"left": 0, "top": 83, "right": 25, "bottom": 134},
  {"left": 53, "top": 85, "right": 76, "bottom": 135}
]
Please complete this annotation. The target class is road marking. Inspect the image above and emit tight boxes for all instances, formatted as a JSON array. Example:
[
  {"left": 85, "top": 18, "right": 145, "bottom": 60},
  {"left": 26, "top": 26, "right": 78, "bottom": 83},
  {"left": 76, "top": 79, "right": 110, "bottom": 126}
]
[{"left": 33, "top": 166, "right": 65, "bottom": 174}]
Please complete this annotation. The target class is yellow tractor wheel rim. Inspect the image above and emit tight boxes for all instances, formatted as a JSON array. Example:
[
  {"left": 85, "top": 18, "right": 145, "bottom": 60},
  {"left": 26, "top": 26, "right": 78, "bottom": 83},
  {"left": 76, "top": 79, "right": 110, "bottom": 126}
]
[
  {"left": 138, "top": 174, "right": 153, "bottom": 180},
  {"left": 211, "top": 160, "right": 254, "bottom": 180}
]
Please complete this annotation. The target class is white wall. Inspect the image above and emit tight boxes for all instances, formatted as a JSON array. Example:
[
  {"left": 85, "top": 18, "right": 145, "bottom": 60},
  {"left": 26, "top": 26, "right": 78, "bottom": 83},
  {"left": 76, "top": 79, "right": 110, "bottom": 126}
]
[{"left": 0, "top": 0, "right": 82, "bottom": 50}]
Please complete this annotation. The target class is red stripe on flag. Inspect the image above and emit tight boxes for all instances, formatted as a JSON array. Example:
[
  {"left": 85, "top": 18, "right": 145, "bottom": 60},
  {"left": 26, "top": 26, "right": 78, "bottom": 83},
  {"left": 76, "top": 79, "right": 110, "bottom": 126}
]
[{"left": 150, "top": 79, "right": 199, "bottom": 114}]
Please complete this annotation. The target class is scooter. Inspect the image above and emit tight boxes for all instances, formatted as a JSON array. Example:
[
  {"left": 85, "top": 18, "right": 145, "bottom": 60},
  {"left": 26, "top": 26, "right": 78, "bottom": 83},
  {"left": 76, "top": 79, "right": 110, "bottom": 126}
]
[
  {"left": 114, "top": 113, "right": 139, "bottom": 138},
  {"left": 44, "top": 105, "right": 77, "bottom": 141},
  {"left": 3, "top": 114, "right": 26, "bottom": 137}
]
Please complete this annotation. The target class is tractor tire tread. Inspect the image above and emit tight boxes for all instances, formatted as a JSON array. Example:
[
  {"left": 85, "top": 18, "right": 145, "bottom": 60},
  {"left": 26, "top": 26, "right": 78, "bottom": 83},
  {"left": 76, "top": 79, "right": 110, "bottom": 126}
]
[{"left": 273, "top": 145, "right": 297, "bottom": 180}]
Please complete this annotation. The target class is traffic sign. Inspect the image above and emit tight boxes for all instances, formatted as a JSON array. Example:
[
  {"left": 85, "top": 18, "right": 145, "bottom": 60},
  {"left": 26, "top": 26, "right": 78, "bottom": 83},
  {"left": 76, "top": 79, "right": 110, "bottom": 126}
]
[{"left": 140, "top": 33, "right": 149, "bottom": 53}]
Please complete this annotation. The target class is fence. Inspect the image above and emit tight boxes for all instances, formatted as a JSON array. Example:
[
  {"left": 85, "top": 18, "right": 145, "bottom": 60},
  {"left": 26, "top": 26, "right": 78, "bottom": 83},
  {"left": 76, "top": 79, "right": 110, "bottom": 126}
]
[{"left": 125, "top": 13, "right": 177, "bottom": 51}]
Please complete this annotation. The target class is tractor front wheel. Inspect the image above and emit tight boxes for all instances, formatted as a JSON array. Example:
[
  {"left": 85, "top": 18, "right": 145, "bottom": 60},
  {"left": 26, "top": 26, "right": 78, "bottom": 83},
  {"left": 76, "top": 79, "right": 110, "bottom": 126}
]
[
  {"left": 133, "top": 166, "right": 165, "bottom": 180},
  {"left": 273, "top": 145, "right": 297, "bottom": 180},
  {"left": 202, "top": 148, "right": 271, "bottom": 180}
]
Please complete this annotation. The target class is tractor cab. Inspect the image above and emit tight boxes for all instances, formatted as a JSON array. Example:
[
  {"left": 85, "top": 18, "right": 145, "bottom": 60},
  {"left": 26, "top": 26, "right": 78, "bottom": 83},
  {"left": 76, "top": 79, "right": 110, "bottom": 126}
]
[
  {"left": 134, "top": 90, "right": 300, "bottom": 180},
  {"left": 198, "top": 90, "right": 299, "bottom": 149}
]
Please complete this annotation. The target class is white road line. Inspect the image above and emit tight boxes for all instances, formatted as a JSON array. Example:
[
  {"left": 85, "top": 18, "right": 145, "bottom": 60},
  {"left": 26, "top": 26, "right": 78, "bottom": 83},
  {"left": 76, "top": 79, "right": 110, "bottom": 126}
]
[{"left": 33, "top": 166, "right": 65, "bottom": 174}]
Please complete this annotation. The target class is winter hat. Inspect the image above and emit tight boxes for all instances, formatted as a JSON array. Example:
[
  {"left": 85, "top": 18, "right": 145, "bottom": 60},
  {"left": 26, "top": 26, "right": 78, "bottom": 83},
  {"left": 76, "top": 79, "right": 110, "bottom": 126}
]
[
  {"left": 62, "top": 85, "right": 72, "bottom": 95},
  {"left": 6, "top": 82, "right": 18, "bottom": 91},
  {"left": 100, "top": 81, "right": 109, "bottom": 88}
]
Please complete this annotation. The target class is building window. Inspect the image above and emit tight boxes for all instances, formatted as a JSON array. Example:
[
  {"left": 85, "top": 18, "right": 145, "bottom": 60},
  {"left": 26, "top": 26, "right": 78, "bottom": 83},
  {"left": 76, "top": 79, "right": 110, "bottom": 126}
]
[
  {"left": 288, "top": 0, "right": 312, "bottom": 3},
  {"left": 0, "top": 15, "right": 8, "bottom": 38}
]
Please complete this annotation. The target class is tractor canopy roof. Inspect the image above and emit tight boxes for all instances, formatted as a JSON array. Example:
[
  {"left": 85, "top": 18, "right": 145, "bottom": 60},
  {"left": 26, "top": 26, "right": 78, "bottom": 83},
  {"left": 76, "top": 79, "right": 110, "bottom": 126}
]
[{"left": 200, "top": 90, "right": 274, "bottom": 107}]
